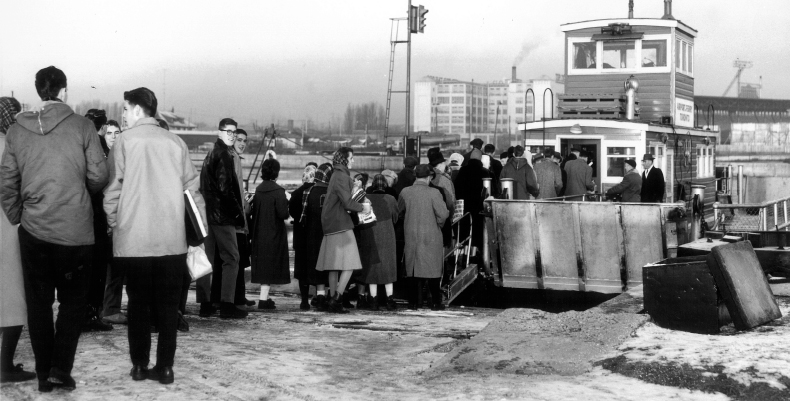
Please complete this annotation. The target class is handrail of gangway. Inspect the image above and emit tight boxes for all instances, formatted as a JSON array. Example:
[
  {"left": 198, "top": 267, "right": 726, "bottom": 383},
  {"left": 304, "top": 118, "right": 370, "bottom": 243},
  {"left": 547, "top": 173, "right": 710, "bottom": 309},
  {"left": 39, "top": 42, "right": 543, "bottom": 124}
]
[
  {"left": 543, "top": 192, "right": 607, "bottom": 202},
  {"left": 712, "top": 195, "right": 790, "bottom": 232}
]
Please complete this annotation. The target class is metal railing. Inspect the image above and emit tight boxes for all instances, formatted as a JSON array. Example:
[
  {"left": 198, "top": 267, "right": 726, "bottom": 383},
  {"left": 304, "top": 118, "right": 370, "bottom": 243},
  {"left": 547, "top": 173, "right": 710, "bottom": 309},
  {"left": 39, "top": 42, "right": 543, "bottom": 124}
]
[
  {"left": 712, "top": 195, "right": 790, "bottom": 232},
  {"left": 544, "top": 192, "right": 607, "bottom": 202}
]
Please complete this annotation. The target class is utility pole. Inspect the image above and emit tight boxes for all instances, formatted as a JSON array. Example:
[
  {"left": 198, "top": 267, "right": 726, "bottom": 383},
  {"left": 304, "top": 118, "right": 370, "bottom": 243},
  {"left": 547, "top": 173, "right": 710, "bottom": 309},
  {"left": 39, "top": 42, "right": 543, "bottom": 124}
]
[{"left": 406, "top": 0, "right": 412, "bottom": 157}]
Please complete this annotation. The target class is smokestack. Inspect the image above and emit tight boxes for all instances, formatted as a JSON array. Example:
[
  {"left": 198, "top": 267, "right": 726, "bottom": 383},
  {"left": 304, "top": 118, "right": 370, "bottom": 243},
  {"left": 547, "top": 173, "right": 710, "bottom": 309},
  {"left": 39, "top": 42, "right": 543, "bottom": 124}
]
[
  {"left": 662, "top": 0, "right": 674, "bottom": 20},
  {"left": 512, "top": 66, "right": 517, "bottom": 82},
  {"left": 628, "top": 0, "right": 634, "bottom": 18}
]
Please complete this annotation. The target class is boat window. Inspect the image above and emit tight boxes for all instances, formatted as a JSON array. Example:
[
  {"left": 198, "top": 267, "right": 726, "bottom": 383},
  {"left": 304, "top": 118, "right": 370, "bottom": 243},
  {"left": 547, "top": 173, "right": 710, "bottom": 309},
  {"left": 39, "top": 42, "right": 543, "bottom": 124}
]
[
  {"left": 606, "top": 147, "right": 636, "bottom": 177},
  {"left": 676, "top": 37, "right": 694, "bottom": 76},
  {"left": 603, "top": 41, "right": 636, "bottom": 69},
  {"left": 573, "top": 42, "right": 597, "bottom": 69},
  {"left": 642, "top": 40, "right": 667, "bottom": 67}
]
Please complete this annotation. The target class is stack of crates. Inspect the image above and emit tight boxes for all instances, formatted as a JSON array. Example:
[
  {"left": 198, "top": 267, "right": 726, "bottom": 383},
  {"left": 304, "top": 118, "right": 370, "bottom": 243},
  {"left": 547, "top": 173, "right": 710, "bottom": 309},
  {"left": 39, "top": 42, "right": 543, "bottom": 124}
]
[{"left": 557, "top": 94, "right": 639, "bottom": 119}]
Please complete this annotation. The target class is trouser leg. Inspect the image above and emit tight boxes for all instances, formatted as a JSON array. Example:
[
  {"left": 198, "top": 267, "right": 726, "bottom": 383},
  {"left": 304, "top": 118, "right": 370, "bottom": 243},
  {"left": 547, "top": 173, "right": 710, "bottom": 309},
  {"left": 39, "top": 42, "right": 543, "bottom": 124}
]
[
  {"left": 122, "top": 258, "right": 153, "bottom": 367},
  {"left": 428, "top": 277, "right": 442, "bottom": 306},
  {"left": 209, "top": 225, "right": 240, "bottom": 303},
  {"left": 234, "top": 233, "right": 248, "bottom": 305},
  {"left": 179, "top": 263, "right": 191, "bottom": 315},
  {"left": 153, "top": 255, "right": 185, "bottom": 368},
  {"left": 101, "top": 260, "right": 125, "bottom": 318},
  {"left": 19, "top": 228, "right": 57, "bottom": 378},
  {"left": 52, "top": 244, "right": 91, "bottom": 374},
  {"left": 195, "top": 233, "right": 215, "bottom": 304},
  {"left": 209, "top": 245, "right": 222, "bottom": 304},
  {"left": 0, "top": 326, "right": 23, "bottom": 371}
]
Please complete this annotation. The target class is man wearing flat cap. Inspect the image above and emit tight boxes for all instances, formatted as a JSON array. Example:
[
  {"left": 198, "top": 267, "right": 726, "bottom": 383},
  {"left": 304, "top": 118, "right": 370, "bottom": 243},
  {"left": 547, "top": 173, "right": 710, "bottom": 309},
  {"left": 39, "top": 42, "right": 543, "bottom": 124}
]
[
  {"left": 462, "top": 138, "right": 484, "bottom": 166},
  {"left": 398, "top": 164, "right": 449, "bottom": 310},
  {"left": 640, "top": 153, "right": 665, "bottom": 203},
  {"left": 606, "top": 159, "right": 641, "bottom": 202},
  {"left": 393, "top": 156, "right": 419, "bottom": 198}
]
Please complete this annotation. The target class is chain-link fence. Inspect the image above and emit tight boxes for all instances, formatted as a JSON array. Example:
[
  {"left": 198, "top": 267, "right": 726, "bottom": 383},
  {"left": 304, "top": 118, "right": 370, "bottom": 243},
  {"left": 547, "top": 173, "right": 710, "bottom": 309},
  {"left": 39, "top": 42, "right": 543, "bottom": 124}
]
[{"left": 713, "top": 196, "right": 790, "bottom": 232}]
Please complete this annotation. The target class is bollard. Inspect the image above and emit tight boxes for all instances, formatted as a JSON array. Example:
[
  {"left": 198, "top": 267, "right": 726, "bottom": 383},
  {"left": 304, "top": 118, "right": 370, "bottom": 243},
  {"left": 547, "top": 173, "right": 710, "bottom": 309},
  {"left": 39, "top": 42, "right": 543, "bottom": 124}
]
[
  {"left": 481, "top": 178, "right": 492, "bottom": 198},
  {"left": 500, "top": 178, "right": 514, "bottom": 200},
  {"left": 481, "top": 178, "right": 493, "bottom": 277},
  {"left": 727, "top": 164, "right": 733, "bottom": 194}
]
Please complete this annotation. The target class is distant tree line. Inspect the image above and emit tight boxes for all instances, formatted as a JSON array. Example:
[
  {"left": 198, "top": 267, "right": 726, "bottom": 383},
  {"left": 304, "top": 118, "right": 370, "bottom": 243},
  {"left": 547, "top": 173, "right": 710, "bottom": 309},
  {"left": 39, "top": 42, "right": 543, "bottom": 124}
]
[
  {"left": 72, "top": 100, "right": 123, "bottom": 123},
  {"left": 343, "top": 102, "right": 386, "bottom": 135}
]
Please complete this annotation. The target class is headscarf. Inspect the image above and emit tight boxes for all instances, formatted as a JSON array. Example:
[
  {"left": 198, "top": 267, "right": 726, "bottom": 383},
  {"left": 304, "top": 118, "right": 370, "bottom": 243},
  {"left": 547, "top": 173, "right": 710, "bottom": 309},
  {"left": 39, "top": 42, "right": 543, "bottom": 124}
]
[
  {"left": 302, "top": 165, "right": 317, "bottom": 184},
  {"left": 370, "top": 174, "right": 388, "bottom": 193},
  {"left": 448, "top": 153, "right": 464, "bottom": 166},
  {"left": 332, "top": 149, "right": 349, "bottom": 167},
  {"left": 0, "top": 97, "right": 22, "bottom": 134},
  {"left": 381, "top": 169, "right": 398, "bottom": 187},
  {"left": 314, "top": 163, "right": 333, "bottom": 184}
]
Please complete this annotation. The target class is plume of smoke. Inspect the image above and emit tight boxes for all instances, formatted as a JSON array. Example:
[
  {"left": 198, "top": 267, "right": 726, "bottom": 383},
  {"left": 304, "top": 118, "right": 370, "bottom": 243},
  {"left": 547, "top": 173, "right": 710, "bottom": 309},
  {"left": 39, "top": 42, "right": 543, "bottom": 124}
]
[{"left": 513, "top": 41, "right": 540, "bottom": 67}]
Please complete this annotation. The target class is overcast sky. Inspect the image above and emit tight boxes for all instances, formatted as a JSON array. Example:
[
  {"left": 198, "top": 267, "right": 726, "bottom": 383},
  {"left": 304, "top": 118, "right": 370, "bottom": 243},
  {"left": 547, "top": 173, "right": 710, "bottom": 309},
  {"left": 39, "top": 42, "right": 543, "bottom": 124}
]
[{"left": 1, "top": 0, "right": 787, "bottom": 128}]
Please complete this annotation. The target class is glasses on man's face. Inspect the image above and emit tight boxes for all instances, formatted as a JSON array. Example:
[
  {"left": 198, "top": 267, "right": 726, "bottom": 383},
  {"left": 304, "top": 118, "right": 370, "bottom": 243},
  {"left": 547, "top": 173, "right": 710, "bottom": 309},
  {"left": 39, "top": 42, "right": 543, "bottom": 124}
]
[{"left": 220, "top": 129, "right": 236, "bottom": 135}]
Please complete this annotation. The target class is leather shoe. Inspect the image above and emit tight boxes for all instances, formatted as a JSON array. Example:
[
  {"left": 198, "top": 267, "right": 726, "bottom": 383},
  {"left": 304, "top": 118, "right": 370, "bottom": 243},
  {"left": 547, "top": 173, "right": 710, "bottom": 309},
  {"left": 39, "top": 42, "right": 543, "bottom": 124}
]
[
  {"left": 0, "top": 364, "right": 36, "bottom": 383},
  {"left": 38, "top": 379, "right": 53, "bottom": 392},
  {"left": 198, "top": 302, "right": 217, "bottom": 317},
  {"left": 47, "top": 367, "right": 76, "bottom": 390},
  {"left": 147, "top": 365, "right": 174, "bottom": 385},
  {"left": 299, "top": 300, "right": 310, "bottom": 310},
  {"left": 257, "top": 299, "right": 276, "bottom": 310},
  {"left": 245, "top": 298, "right": 256, "bottom": 306},
  {"left": 328, "top": 297, "right": 349, "bottom": 314},
  {"left": 220, "top": 302, "right": 249, "bottom": 318},
  {"left": 177, "top": 312, "right": 189, "bottom": 332},
  {"left": 129, "top": 365, "right": 149, "bottom": 381}
]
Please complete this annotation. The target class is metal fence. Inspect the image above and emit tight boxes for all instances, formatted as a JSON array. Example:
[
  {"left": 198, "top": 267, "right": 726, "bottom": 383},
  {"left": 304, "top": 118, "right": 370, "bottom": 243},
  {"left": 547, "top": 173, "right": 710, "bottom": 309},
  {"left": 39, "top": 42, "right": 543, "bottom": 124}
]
[{"left": 712, "top": 196, "right": 790, "bottom": 232}]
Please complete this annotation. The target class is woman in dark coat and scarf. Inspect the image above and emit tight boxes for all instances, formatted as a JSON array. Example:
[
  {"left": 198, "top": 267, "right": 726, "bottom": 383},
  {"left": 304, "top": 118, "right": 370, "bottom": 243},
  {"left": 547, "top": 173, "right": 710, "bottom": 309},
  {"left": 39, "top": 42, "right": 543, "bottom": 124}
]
[
  {"left": 315, "top": 148, "right": 368, "bottom": 313},
  {"left": 250, "top": 159, "right": 290, "bottom": 310},
  {"left": 453, "top": 149, "right": 491, "bottom": 262},
  {"left": 289, "top": 164, "right": 329, "bottom": 310},
  {"left": 361, "top": 175, "right": 399, "bottom": 310}
]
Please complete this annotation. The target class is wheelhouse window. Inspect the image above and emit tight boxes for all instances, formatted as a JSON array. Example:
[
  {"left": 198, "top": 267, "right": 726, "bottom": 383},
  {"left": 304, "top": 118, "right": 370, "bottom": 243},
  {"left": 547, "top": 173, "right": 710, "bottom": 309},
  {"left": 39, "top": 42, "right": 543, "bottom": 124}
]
[
  {"left": 642, "top": 40, "right": 667, "bottom": 67},
  {"left": 603, "top": 41, "right": 636, "bottom": 69},
  {"left": 573, "top": 42, "right": 597, "bottom": 69},
  {"left": 676, "top": 37, "right": 694, "bottom": 76}
]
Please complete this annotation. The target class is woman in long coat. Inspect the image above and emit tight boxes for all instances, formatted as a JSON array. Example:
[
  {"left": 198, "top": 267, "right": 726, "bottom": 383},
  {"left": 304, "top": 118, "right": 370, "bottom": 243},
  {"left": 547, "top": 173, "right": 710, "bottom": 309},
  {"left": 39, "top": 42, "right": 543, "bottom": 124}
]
[
  {"left": 315, "top": 147, "right": 367, "bottom": 313},
  {"left": 398, "top": 165, "right": 450, "bottom": 310},
  {"left": 250, "top": 159, "right": 290, "bottom": 310},
  {"left": 289, "top": 164, "right": 324, "bottom": 310},
  {"left": 361, "top": 175, "right": 399, "bottom": 310},
  {"left": 0, "top": 97, "right": 36, "bottom": 383}
]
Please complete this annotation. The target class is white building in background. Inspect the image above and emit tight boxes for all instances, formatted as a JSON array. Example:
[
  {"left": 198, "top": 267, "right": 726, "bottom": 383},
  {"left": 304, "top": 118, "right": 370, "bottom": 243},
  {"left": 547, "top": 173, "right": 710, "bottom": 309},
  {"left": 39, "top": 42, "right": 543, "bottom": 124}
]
[{"left": 413, "top": 68, "right": 562, "bottom": 146}]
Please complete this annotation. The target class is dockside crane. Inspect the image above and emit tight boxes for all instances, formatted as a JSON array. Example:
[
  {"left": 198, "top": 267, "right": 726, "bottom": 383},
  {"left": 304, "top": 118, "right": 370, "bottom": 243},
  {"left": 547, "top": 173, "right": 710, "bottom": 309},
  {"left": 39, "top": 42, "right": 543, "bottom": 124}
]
[{"left": 722, "top": 59, "right": 752, "bottom": 97}]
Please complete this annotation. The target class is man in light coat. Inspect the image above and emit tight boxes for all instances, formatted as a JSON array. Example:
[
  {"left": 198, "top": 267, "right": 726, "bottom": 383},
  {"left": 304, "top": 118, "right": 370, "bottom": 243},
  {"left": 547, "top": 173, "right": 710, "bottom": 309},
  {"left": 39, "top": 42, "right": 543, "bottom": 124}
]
[
  {"left": 606, "top": 159, "right": 642, "bottom": 202},
  {"left": 398, "top": 165, "right": 449, "bottom": 311},
  {"left": 534, "top": 149, "right": 563, "bottom": 199},
  {"left": 1, "top": 66, "right": 109, "bottom": 391},
  {"left": 563, "top": 150, "right": 595, "bottom": 199},
  {"left": 104, "top": 87, "right": 206, "bottom": 385},
  {"left": 500, "top": 146, "right": 540, "bottom": 200}
]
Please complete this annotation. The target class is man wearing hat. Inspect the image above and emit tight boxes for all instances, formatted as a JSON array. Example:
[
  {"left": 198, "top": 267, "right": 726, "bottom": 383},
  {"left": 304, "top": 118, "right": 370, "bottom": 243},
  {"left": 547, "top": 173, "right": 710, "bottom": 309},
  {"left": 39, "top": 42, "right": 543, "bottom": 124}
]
[
  {"left": 640, "top": 153, "right": 665, "bottom": 203},
  {"left": 393, "top": 156, "right": 419, "bottom": 198},
  {"left": 397, "top": 164, "right": 449, "bottom": 310},
  {"left": 605, "top": 159, "right": 641, "bottom": 202},
  {"left": 427, "top": 147, "right": 455, "bottom": 250},
  {"left": 462, "top": 138, "right": 484, "bottom": 166}
]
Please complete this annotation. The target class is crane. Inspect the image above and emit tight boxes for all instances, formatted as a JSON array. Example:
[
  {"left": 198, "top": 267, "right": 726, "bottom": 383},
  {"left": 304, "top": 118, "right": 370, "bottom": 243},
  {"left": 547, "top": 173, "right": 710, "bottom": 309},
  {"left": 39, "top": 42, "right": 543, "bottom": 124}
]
[{"left": 722, "top": 59, "right": 752, "bottom": 97}]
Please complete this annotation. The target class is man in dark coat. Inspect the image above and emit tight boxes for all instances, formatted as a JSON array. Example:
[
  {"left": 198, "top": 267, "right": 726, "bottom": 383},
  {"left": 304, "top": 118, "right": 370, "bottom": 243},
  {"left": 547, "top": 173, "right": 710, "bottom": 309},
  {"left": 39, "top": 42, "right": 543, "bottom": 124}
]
[
  {"left": 461, "top": 138, "right": 484, "bottom": 166},
  {"left": 454, "top": 148, "right": 490, "bottom": 258},
  {"left": 484, "top": 144, "right": 503, "bottom": 197},
  {"left": 392, "top": 156, "right": 418, "bottom": 198},
  {"left": 606, "top": 159, "right": 642, "bottom": 202},
  {"left": 559, "top": 148, "right": 579, "bottom": 196},
  {"left": 563, "top": 150, "right": 595, "bottom": 199},
  {"left": 640, "top": 153, "right": 665, "bottom": 203},
  {"left": 398, "top": 165, "right": 449, "bottom": 310},
  {"left": 197, "top": 118, "right": 247, "bottom": 319},
  {"left": 500, "top": 146, "right": 540, "bottom": 200}
]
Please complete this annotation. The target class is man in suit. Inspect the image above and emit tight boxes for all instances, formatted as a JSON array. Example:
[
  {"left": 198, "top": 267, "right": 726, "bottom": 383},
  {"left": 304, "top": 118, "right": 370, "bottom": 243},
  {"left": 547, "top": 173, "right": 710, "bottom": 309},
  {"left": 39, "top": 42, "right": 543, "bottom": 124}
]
[
  {"left": 606, "top": 159, "right": 641, "bottom": 202},
  {"left": 640, "top": 153, "right": 665, "bottom": 203}
]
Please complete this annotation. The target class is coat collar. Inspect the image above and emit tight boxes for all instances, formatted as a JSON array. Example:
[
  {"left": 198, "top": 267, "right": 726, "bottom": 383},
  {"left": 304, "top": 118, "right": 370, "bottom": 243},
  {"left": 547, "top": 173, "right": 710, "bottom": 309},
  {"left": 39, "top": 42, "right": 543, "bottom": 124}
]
[{"left": 132, "top": 117, "right": 160, "bottom": 128}]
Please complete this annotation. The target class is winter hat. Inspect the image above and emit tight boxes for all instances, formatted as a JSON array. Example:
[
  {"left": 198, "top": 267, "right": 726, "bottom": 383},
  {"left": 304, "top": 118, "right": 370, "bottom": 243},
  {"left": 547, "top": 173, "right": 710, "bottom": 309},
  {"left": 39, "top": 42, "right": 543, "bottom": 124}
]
[
  {"left": 302, "top": 165, "right": 317, "bottom": 184},
  {"left": 448, "top": 153, "right": 464, "bottom": 166},
  {"left": 314, "top": 163, "right": 334, "bottom": 184}
]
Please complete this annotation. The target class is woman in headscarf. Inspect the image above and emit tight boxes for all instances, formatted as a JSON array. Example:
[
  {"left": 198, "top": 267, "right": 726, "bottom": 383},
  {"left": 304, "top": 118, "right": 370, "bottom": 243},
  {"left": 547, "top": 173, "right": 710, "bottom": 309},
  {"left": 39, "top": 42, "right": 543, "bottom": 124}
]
[
  {"left": 249, "top": 159, "right": 290, "bottom": 310},
  {"left": 289, "top": 164, "right": 319, "bottom": 309},
  {"left": 359, "top": 175, "right": 399, "bottom": 310},
  {"left": 0, "top": 97, "right": 36, "bottom": 383},
  {"left": 315, "top": 147, "right": 368, "bottom": 313},
  {"left": 350, "top": 173, "right": 380, "bottom": 309}
]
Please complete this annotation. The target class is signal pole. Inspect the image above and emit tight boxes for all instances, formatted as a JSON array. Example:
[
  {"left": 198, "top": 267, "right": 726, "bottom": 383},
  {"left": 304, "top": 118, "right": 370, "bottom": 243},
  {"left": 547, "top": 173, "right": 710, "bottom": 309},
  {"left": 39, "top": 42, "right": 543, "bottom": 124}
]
[{"left": 406, "top": 0, "right": 411, "bottom": 155}]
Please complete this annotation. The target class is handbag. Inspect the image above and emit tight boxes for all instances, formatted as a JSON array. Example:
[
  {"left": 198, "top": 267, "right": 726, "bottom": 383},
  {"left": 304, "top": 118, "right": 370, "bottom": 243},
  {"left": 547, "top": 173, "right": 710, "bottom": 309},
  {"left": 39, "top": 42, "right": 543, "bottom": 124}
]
[
  {"left": 185, "top": 190, "right": 207, "bottom": 246},
  {"left": 187, "top": 245, "right": 212, "bottom": 281}
]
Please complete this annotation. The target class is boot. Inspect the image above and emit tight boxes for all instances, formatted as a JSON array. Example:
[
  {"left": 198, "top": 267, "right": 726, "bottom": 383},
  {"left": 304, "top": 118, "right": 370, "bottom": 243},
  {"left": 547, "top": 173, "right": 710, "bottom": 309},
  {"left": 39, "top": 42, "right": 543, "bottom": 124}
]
[
  {"left": 386, "top": 295, "right": 398, "bottom": 311},
  {"left": 342, "top": 292, "right": 354, "bottom": 309},
  {"left": 369, "top": 296, "right": 380, "bottom": 311},
  {"left": 0, "top": 364, "right": 36, "bottom": 383},
  {"left": 198, "top": 302, "right": 217, "bottom": 317},
  {"left": 219, "top": 302, "right": 248, "bottom": 319},
  {"left": 47, "top": 367, "right": 76, "bottom": 390},
  {"left": 356, "top": 293, "right": 370, "bottom": 310},
  {"left": 327, "top": 296, "right": 349, "bottom": 314},
  {"left": 83, "top": 306, "right": 113, "bottom": 332},
  {"left": 314, "top": 295, "right": 328, "bottom": 312},
  {"left": 257, "top": 299, "right": 276, "bottom": 310}
]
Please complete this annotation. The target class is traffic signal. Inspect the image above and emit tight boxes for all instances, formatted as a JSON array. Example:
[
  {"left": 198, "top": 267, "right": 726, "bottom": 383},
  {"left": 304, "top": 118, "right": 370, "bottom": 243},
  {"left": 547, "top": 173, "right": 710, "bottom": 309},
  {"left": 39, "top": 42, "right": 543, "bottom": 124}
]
[
  {"left": 409, "top": 5, "right": 418, "bottom": 33},
  {"left": 418, "top": 5, "right": 428, "bottom": 33}
]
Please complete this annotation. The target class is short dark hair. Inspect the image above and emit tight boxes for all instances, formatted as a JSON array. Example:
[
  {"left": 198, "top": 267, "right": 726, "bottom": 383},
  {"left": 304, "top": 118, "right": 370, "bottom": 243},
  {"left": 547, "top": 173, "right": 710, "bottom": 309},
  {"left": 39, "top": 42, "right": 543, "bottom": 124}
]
[
  {"left": 35, "top": 66, "right": 67, "bottom": 101},
  {"left": 261, "top": 158, "right": 281, "bottom": 181},
  {"left": 235, "top": 128, "right": 248, "bottom": 137},
  {"left": 107, "top": 120, "right": 121, "bottom": 130},
  {"left": 354, "top": 173, "right": 369, "bottom": 187},
  {"left": 579, "top": 150, "right": 590, "bottom": 158},
  {"left": 84, "top": 109, "right": 107, "bottom": 131},
  {"left": 123, "top": 87, "right": 157, "bottom": 117},
  {"left": 484, "top": 144, "right": 495, "bottom": 154},
  {"left": 218, "top": 118, "right": 238, "bottom": 130},
  {"left": 500, "top": 152, "right": 509, "bottom": 159},
  {"left": 543, "top": 149, "right": 554, "bottom": 159},
  {"left": 470, "top": 138, "right": 484, "bottom": 149},
  {"left": 514, "top": 145, "right": 525, "bottom": 157}
]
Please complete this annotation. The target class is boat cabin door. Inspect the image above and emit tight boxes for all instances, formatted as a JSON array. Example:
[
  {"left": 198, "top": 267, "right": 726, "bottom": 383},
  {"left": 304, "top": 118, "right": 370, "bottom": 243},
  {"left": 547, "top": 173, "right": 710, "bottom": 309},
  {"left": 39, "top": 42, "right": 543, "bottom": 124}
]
[{"left": 560, "top": 139, "right": 601, "bottom": 190}]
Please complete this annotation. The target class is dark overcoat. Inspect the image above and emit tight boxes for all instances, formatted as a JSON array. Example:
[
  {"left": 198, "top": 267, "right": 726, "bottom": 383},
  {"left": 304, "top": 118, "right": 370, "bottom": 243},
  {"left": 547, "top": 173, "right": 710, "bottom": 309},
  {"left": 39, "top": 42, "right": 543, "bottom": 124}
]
[
  {"left": 640, "top": 167, "right": 665, "bottom": 203},
  {"left": 250, "top": 180, "right": 290, "bottom": 285},
  {"left": 606, "top": 169, "right": 642, "bottom": 202},
  {"left": 453, "top": 159, "right": 490, "bottom": 249},
  {"left": 398, "top": 181, "right": 449, "bottom": 278},
  {"left": 356, "top": 192, "right": 398, "bottom": 284}
]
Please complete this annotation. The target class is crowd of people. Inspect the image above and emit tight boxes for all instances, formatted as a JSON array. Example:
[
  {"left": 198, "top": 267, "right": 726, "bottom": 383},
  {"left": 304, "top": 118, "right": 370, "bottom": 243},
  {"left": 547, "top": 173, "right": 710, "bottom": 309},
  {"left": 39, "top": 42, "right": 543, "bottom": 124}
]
[{"left": 0, "top": 65, "right": 665, "bottom": 392}]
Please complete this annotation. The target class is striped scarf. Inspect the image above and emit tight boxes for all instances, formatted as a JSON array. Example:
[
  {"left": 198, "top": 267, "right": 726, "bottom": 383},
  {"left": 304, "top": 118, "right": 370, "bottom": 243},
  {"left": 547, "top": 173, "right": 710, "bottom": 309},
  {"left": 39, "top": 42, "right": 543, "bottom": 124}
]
[{"left": 0, "top": 97, "right": 21, "bottom": 134}]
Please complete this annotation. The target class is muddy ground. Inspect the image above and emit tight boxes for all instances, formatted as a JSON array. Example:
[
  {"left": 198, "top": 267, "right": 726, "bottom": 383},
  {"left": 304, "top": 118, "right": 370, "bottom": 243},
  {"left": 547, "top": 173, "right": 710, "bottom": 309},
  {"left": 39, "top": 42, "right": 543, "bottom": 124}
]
[{"left": 2, "top": 280, "right": 789, "bottom": 400}]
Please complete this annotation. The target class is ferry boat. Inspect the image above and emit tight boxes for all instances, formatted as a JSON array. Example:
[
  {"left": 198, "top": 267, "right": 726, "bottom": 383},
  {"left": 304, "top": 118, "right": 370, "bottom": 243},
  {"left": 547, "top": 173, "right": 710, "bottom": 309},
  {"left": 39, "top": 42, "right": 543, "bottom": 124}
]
[{"left": 467, "top": 0, "right": 722, "bottom": 296}]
